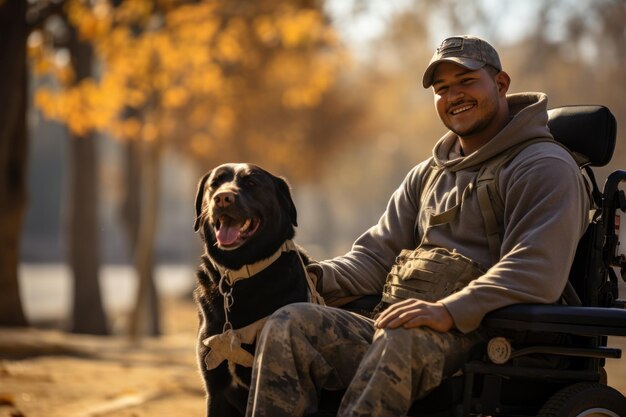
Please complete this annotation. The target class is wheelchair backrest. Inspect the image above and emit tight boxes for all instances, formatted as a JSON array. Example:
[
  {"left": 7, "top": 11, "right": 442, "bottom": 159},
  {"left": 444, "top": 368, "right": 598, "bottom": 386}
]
[
  {"left": 547, "top": 105, "right": 618, "bottom": 306},
  {"left": 547, "top": 105, "right": 616, "bottom": 167}
]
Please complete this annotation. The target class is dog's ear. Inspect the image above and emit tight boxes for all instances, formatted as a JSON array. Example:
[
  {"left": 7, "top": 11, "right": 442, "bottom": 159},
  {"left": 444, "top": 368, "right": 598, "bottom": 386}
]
[
  {"left": 274, "top": 176, "right": 298, "bottom": 227},
  {"left": 194, "top": 171, "right": 212, "bottom": 232}
]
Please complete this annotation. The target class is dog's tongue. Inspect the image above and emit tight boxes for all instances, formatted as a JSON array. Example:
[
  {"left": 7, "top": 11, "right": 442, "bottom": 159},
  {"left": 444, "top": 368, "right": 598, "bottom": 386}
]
[{"left": 216, "top": 218, "right": 241, "bottom": 246}]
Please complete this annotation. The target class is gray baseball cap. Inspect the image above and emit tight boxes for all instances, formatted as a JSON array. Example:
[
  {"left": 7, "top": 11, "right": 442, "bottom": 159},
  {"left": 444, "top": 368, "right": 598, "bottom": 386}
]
[{"left": 422, "top": 35, "right": 502, "bottom": 88}]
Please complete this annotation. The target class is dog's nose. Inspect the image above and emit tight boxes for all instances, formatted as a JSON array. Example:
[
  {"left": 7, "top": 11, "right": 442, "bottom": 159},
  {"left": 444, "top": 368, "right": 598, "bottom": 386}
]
[{"left": 214, "top": 190, "right": 236, "bottom": 208}]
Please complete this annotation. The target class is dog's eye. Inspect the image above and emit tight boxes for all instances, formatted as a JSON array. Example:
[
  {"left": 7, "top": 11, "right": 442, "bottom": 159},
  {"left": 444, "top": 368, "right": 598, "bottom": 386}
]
[
  {"left": 239, "top": 174, "right": 260, "bottom": 188},
  {"left": 209, "top": 174, "right": 227, "bottom": 189}
]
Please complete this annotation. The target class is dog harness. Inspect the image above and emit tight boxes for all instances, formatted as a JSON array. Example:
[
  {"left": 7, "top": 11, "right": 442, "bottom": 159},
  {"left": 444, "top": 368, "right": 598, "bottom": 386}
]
[{"left": 203, "top": 240, "right": 324, "bottom": 371}]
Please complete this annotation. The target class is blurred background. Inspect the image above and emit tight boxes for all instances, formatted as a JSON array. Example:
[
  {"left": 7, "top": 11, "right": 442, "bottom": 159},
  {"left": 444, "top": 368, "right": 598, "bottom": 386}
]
[{"left": 2, "top": 0, "right": 625, "bottom": 337}]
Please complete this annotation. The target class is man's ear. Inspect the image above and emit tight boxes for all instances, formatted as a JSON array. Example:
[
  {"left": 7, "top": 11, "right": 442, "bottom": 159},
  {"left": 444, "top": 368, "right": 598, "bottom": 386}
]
[
  {"left": 194, "top": 171, "right": 212, "bottom": 232},
  {"left": 495, "top": 70, "right": 511, "bottom": 96},
  {"left": 273, "top": 175, "right": 298, "bottom": 227}
]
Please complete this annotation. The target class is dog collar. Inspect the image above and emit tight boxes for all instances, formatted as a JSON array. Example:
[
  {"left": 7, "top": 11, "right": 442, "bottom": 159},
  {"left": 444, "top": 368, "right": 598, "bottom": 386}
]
[{"left": 214, "top": 240, "right": 298, "bottom": 286}]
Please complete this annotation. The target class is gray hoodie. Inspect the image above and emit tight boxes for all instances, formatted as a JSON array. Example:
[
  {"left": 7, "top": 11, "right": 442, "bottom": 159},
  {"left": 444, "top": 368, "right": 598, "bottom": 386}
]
[{"left": 313, "top": 92, "right": 590, "bottom": 333}]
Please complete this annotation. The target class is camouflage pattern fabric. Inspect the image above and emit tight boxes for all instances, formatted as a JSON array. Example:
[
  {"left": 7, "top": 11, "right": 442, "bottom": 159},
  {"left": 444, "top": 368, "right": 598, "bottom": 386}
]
[{"left": 245, "top": 303, "right": 486, "bottom": 417}]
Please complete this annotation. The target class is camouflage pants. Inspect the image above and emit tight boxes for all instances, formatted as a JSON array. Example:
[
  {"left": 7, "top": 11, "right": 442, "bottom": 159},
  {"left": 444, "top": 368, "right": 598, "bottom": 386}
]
[{"left": 245, "top": 302, "right": 485, "bottom": 417}]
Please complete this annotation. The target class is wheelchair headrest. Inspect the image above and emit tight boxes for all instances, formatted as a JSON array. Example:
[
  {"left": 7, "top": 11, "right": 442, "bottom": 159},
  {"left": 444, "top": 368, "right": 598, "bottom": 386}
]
[{"left": 547, "top": 105, "right": 617, "bottom": 167}]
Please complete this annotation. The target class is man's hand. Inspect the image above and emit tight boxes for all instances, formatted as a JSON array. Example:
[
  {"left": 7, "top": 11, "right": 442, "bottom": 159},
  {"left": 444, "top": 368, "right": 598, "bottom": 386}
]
[{"left": 374, "top": 299, "right": 454, "bottom": 332}]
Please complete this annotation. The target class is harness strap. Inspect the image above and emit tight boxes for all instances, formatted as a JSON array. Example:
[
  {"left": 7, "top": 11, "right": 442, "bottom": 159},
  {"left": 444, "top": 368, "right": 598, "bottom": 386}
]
[
  {"left": 476, "top": 138, "right": 574, "bottom": 264},
  {"left": 213, "top": 239, "right": 324, "bottom": 305},
  {"left": 476, "top": 183, "right": 502, "bottom": 264},
  {"left": 475, "top": 160, "right": 503, "bottom": 265},
  {"left": 213, "top": 240, "right": 299, "bottom": 286},
  {"left": 295, "top": 251, "right": 325, "bottom": 305},
  {"left": 203, "top": 317, "right": 269, "bottom": 370}
]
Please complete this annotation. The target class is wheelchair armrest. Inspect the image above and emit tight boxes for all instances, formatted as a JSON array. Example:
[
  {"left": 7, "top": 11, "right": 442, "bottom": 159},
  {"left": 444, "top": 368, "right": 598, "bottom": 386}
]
[{"left": 483, "top": 304, "right": 626, "bottom": 337}]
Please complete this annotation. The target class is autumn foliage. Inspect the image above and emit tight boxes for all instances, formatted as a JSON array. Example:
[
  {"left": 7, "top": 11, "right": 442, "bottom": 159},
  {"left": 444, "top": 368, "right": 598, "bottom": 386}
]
[{"left": 31, "top": 0, "right": 353, "bottom": 180}]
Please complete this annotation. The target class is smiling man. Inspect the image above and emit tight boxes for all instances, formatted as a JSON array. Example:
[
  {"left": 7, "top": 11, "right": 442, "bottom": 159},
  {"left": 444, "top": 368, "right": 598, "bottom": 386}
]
[
  {"left": 244, "top": 35, "right": 590, "bottom": 417},
  {"left": 425, "top": 36, "right": 511, "bottom": 155}
]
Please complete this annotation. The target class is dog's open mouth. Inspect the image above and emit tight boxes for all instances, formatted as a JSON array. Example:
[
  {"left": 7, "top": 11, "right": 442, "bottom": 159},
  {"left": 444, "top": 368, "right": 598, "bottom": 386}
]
[{"left": 214, "top": 215, "right": 260, "bottom": 249}]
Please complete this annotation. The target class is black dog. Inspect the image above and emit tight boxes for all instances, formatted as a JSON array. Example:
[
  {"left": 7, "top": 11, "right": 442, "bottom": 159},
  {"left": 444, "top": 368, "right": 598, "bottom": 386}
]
[{"left": 193, "top": 163, "right": 319, "bottom": 417}]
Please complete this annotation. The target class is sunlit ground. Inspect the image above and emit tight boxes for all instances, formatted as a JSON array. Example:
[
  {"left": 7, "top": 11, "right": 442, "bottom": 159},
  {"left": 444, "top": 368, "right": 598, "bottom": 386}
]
[{"left": 0, "top": 265, "right": 624, "bottom": 417}]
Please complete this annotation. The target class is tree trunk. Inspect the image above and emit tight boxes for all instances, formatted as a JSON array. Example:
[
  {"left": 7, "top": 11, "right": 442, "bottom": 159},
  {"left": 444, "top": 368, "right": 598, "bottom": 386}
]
[
  {"left": 0, "top": 0, "right": 28, "bottom": 327},
  {"left": 122, "top": 140, "right": 141, "bottom": 254},
  {"left": 67, "top": 27, "right": 108, "bottom": 335},
  {"left": 128, "top": 139, "right": 162, "bottom": 338},
  {"left": 68, "top": 132, "right": 108, "bottom": 334}
]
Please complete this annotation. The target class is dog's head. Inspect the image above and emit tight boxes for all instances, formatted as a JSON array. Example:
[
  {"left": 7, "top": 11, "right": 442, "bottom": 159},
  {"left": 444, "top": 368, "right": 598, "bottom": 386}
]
[{"left": 194, "top": 163, "right": 298, "bottom": 269}]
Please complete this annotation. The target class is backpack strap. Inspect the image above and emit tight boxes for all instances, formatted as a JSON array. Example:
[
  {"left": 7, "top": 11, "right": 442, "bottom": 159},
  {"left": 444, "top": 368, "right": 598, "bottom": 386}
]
[
  {"left": 476, "top": 138, "right": 584, "bottom": 264},
  {"left": 474, "top": 138, "right": 560, "bottom": 264},
  {"left": 415, "top": 159, "right": 445, "bottom": 244}
]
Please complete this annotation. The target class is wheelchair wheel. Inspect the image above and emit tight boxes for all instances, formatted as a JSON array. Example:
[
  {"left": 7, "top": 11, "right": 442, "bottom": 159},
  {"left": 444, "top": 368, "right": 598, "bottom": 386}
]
[{"left": 536, "top": 382, "right": 626, "bottom": 417}]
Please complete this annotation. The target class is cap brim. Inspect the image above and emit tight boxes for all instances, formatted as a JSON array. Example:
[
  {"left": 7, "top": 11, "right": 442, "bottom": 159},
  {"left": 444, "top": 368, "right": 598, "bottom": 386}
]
[{"left": 422, "top": 57, "right": 486, "bottom": 88}]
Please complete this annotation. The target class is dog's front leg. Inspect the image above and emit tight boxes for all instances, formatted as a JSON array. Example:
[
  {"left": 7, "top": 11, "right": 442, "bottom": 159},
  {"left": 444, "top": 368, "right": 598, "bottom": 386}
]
[
  {"left": 203, "top": 362, "right": 244, "bottom": 417},
  {"left": 207, "top": 387, "right": 243, "bottom": 417}
]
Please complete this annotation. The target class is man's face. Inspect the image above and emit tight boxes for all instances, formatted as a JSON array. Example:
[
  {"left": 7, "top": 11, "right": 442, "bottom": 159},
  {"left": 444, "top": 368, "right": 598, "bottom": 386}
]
[{"left": 431, "top": 62, "right": 504, "bottom": 141}]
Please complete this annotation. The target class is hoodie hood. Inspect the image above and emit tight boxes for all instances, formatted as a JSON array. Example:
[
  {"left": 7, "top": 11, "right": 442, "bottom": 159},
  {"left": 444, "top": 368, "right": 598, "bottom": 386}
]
[{"left": 433, "top": 92, "right": 553, "bottom": 172}]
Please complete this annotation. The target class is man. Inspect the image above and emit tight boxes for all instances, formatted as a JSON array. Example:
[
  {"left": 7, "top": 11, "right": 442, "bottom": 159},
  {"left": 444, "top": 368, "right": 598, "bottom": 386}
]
[{"left": 245, "top": 35, "right": 590, "bottom": 417}]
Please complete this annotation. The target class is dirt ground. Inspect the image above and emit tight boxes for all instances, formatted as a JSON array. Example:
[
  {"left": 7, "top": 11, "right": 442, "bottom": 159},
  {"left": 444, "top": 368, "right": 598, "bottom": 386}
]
[
  {"left": 1, "top": 297, "right": 625, "bottom": 417},
  {"left": 0, "top": 297, "right": 205, "bottom": 417}
]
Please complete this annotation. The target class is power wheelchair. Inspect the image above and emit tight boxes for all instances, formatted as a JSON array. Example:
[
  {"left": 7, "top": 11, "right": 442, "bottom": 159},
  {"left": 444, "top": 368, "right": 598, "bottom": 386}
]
[{"left": 319, "top": 105, "right": 626, "bottom": 417}]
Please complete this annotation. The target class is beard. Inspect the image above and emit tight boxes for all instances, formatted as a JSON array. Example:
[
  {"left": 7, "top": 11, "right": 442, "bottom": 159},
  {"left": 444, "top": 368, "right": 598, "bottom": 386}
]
[
  {"left": 442, "top": 87, "right": 502, "bottom": 138},
  {"left": 446, "top": 109, "right": 498, "bottom": 137}
]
